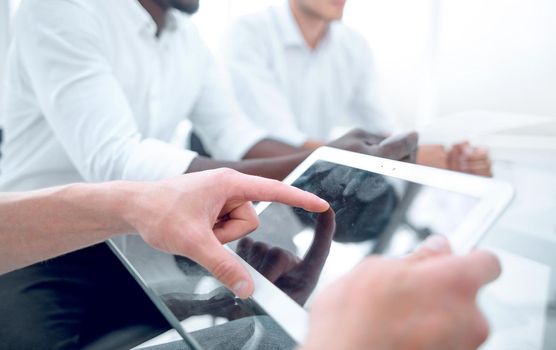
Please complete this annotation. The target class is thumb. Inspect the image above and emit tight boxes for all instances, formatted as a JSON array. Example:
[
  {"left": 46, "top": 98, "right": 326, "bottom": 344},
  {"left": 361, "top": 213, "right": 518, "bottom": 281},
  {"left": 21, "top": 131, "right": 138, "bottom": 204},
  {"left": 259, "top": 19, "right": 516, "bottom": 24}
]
[
  {"left": 406, "top": 235, "right": 452, "bottom": 262},
  {"left": 191, "top": 235, "right": 254, "bottom": 299},
  {"left": 376, "top": 132, "right": 419, "bottom": 161}
]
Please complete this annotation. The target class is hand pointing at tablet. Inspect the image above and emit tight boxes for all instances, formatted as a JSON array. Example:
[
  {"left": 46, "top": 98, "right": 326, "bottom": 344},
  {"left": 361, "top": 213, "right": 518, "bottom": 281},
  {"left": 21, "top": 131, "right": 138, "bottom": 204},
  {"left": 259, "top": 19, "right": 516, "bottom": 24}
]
[
  {"left": 0, "top": 169, "right": 329, "bottom": 300},
  {"left": 302, "top": 235, "right": 501, "bottom": 350},
  {"left": 127, "top": 169, "right": 329, "bottom": 299}
]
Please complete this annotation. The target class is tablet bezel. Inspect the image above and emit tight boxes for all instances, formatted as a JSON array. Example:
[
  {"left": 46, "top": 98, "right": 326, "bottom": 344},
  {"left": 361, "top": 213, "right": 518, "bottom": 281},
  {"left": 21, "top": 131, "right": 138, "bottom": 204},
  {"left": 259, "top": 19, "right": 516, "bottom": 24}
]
[{"left": 231, "top": 146, "right": 514, "bottom": 344}]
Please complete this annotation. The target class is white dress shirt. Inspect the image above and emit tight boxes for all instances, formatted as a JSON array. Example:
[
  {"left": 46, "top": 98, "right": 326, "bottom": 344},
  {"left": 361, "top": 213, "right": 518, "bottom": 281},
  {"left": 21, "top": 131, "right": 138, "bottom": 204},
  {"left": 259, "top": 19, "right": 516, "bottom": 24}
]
[
  {"left": 221, "top": 2, "right": 392, "bottom": 146},
  {"left": 0, "top": 0, "right": 266, "bottom": 191}
]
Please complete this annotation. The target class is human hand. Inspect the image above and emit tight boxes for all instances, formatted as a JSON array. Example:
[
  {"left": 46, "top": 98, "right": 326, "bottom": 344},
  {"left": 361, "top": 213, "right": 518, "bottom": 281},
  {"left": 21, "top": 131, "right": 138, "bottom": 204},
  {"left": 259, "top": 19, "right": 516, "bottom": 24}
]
[
  {"left": 236, "top": 209, "right": 336, "bottom": 305},
  {"left": 327, "top": 129, "right": 419, "bottom": 163},
  {"left": 416, "top": 144, "right": 449, "bottom": 169},
  {"left": 448, "top": 141, "right": 492, "bottom": 177},
  {"left": 302, "top": 236, "right": 501, "bottom": 350},
  {"left": 121, "top": 169, "right": 329, "bottom": 299}
]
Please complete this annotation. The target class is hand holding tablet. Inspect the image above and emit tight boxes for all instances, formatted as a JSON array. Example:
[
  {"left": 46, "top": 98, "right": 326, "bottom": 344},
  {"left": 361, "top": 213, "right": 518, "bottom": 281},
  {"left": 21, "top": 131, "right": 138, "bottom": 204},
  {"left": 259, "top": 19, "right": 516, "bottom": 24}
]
[
  {"left": 124, "top": 168, "right": 329, "bottom": 299},
  {"left": 303, "top": 235, "right": 501, "bottom": 350},
  {"left": 327, "top": 130, "right": 419, "bottom": 163}
]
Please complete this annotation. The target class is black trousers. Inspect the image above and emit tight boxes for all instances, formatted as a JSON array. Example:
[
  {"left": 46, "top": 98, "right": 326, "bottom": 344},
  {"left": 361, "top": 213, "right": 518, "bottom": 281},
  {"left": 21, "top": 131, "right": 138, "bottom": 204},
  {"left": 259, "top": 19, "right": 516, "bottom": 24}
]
[
  {"left": 141, "top": 316, "right": 296, "bottom": 350},
  {"left": 0, "top": 244, "right": 170, "bottom": 350}
]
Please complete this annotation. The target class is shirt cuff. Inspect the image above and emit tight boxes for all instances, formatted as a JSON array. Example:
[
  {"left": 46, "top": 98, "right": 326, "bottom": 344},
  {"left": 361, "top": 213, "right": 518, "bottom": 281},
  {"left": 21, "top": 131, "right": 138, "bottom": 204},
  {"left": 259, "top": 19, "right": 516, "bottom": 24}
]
[{"left": 122, "top": 138, "right": 198, "bottom": 181}]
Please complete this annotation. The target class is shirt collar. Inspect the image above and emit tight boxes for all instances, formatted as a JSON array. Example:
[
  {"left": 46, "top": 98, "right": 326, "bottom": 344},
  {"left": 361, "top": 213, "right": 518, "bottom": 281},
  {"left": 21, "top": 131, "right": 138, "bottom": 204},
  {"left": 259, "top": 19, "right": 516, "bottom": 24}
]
[
  {"left": 275, "top": 2, "right": 308, "bottom": 48},
  {"left": 275, "top": 1, "right": 335, "bottom": 51}
]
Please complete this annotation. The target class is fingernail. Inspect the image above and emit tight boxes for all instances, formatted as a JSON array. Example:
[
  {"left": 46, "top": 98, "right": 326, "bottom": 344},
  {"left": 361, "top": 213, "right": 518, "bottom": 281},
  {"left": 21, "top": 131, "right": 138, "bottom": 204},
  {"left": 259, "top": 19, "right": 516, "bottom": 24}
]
[
  {"left": 422, "top": 235, "right": 449, "bottom": 253},
  {"left": 233, "top": 280, "right": 249, "bottom": 298}
]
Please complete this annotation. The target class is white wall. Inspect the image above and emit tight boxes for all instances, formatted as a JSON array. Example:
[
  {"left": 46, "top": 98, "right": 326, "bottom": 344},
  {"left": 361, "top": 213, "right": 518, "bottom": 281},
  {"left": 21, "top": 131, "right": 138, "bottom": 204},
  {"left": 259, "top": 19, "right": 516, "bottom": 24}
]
[
  {"left": 343, "top": 0, "right": 556, "bottom": 128},
  {"left": 343, "top": 0, "right": 438, "bottom": 128},
  {"left": 192, "top": 0, "right": 282, "bottom": 53},
  {"left": 435, "top": 0, "right": 556, "bottom": 120},
  {"left": 0, "top": 1, "right": 9, "bottom": 65}
]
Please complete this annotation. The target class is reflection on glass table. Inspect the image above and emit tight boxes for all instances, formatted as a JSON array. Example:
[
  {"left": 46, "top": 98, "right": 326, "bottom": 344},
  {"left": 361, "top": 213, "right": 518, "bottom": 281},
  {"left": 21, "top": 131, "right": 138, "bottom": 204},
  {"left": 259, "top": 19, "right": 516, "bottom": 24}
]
[{"left": 110, "top": 235, "right": 296, "bottom": 350}]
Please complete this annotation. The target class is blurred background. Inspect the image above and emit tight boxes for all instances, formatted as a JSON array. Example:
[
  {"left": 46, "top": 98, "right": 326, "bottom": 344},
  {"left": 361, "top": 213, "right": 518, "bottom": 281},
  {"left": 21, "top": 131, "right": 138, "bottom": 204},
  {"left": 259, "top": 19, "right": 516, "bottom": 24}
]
[
  {"left": 3, "top": 0, "right": 556, "bottom": 131},
  {"left": 191, "top": 0, "right": 556, "bottom": 131}
]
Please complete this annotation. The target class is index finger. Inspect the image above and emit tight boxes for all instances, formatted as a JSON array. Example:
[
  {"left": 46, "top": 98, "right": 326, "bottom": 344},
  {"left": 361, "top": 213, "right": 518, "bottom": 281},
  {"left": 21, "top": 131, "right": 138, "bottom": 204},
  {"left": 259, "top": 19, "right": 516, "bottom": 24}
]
[{"left": 229, "top": 174, "right": 330, "bottom": 213}]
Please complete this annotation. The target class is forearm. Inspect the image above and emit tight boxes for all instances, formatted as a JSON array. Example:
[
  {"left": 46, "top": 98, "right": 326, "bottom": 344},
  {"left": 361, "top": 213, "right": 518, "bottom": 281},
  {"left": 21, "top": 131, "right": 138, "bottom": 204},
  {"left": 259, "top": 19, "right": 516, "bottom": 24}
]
[
  {"left": 245, "top": 138, "right": 324, "bottom": 157},
  {"left": 0, "top": 182, "right": 135, "bottom": 274},
  {"left": 302, "top": 140, "right": 324, "bottom": 151},
  {"left": 242, "top": 139, "right": 305, "bottom": 158},
  {"left": 187, "top": 150, "right": 311, "bottom": 180}
]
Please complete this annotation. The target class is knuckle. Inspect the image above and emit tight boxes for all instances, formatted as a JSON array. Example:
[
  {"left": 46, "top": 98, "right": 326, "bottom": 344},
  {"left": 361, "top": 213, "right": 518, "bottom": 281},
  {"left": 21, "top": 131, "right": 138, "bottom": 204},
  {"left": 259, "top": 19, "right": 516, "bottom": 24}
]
[
  {"left": 210, "top": 259, "right": 237, "bottom": 282},
  {"left": 219, "top": 167, "right": 238, "bottom": 177},
  {"left": 251, "top": 241, "right": 269, "bottom": 256},
  {"left": 267, "top": 247, "right": 286, "bottom": 260}
]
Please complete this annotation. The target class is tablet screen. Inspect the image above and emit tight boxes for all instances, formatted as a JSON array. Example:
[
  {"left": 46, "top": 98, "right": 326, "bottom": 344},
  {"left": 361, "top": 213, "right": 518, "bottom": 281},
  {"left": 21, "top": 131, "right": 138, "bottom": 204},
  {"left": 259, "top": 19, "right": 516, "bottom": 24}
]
[{"left": 230, "top": 160, "right": 479, "bottom": 307}]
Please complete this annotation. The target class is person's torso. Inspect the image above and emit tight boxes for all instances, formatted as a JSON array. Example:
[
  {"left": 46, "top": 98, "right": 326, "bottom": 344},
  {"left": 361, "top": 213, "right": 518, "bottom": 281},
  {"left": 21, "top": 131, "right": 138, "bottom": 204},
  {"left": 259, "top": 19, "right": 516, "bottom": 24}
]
[
  {"left": 255, "top": 5, "right": 369, "bottom": 140},
  {"left": 1, "top": 0, "right": 210, "bottom": 191}
]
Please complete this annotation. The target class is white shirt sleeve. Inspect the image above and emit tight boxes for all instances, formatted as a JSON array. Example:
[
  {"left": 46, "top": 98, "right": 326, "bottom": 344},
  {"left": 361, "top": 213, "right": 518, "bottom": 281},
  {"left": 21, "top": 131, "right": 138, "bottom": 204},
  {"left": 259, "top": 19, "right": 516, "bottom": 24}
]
[
  {"left": 188, "top": 57, "right": 268, "bottom": 160},
  {"left": 349, "top": 39, "right": 395, "bottom": 135},
  {"left": 16, "top": 1, "right": 196, "bottom": 182},
  {"left": 221, "top": 21, "right": 308, "bottom": 146}
]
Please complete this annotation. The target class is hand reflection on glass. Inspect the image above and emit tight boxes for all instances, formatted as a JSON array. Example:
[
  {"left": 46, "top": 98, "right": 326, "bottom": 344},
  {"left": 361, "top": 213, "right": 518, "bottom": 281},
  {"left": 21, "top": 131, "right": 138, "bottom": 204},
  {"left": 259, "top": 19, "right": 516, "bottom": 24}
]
[
  {"left": 293, "top": 163, "right": 398, "bottom": 242},
  {"left": 236, "top": 209, "right": 336, "bottom": 306},
  {"left": 161, "top": 286, "right": 258, "bottom": 321}
]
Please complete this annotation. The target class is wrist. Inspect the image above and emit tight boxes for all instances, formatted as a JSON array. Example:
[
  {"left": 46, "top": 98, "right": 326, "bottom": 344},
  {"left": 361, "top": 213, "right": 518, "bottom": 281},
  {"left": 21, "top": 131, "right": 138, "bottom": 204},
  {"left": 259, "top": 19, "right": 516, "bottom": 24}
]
[
  {"left": 104, "top": 181, "right": 145, "bottom": 235},
  {"left": 81, "top": 181, "right": 140, "bottom": 237}
]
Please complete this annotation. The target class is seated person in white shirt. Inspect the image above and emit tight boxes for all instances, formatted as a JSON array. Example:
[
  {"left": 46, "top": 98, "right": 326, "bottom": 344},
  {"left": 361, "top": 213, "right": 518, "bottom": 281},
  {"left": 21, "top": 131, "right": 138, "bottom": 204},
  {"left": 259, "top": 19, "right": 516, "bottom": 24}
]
[
  {"left": 0, "top": 172, "right": 500, "bottom": 350},
  {"left": 222, "top": 0, "right": 492, "bottom": 177},
  {"left": 0, "top": 0, "right": 418, "bottom": 348}
]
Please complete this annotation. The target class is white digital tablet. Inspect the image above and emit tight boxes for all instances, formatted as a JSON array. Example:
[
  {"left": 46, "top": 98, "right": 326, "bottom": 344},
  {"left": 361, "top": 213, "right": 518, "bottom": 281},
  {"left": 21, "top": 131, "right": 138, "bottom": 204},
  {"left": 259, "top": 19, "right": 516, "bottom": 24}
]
[
  {"left": 229, "top": 146, "right": 514, "bottom": 344},
  {"left": 109, "top": 146, "right": 513, "bottom": 349}
]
